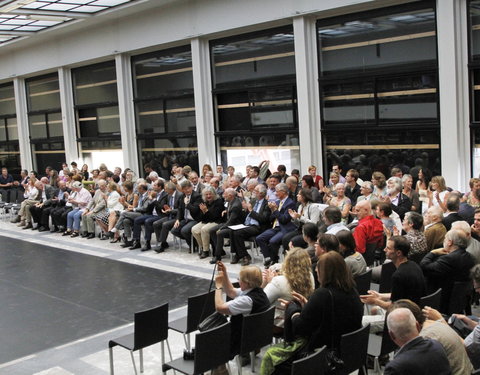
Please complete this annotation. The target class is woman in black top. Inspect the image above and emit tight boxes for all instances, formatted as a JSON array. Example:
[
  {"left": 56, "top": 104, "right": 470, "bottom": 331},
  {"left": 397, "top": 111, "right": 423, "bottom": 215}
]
[{"left": 287, "top": 251, "right": 363, "bottom": 352}]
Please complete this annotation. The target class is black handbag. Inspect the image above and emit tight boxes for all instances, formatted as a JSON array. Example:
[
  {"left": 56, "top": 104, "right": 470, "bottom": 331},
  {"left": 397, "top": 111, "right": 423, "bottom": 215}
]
[
  {"left": 198, "top": 311, "right": 228, "bottom": 332},
  {"left": 325, "top": 289, "right": 345, "bottom": 375},
  {"left": 197, "top": 262, "right": 228, "bottom": 332}
]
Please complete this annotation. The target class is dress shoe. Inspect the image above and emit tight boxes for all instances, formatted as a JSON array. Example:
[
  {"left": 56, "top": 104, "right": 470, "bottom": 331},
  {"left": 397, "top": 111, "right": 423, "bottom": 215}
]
[
  {"left": 121, "top": 240, "right": 133, "bottom": 248},
  {"left": 17, "top": 221, "right": 26, "bottom": 227},
  {"left": 209, "top": 257, "right": 221, "bottom": 264},
  {"left": 129, "top": 241, "right": 141, "bottom": 250},
  {"left": 230, "top": 255, "right": 240, "bottom": 264},
  {"left": 154, "top": 242, "right": 168, "bottom": 253},
  {"left": 10, "top": 215, "right": 20, "bottom": 223},
  {"left": 22, "top": 223, "right": 33, "bottom": 229},
  {"left": 141, "top": 241, "right": 151, "bottom": 252},
  {"left": 87, "top": 233, "right": 95, "bottom": 239},
  {"left": 80, "top": 232, "right": 89, "bottom": 238},
  {"left": 241, "top": 256, "right": 252, "bottom": 266},
  {"left": 199, "top": 251, "right": 210, "bottom": 259},
  {"left": 263, "top": 257, "right": 272, "bottom": 268},
  {"left": 71, "top": 232, "right": 80, "bottom": 238}
]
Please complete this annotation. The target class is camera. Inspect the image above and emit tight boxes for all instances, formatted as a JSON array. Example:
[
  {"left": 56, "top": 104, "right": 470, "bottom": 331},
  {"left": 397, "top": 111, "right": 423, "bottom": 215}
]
[{"left": 183, "top": 348, "right": 195, "bottom": 360}]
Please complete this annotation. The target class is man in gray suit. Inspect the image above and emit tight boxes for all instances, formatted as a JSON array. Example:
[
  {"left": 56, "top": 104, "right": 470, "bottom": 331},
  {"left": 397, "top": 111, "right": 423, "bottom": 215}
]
[{"left": 81, "top": 179, "right": 107, "bottom": 239}]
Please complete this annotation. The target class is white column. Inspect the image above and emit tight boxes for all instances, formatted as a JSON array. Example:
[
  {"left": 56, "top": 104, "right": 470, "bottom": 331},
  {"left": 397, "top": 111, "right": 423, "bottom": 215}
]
[
  {"left": 58, "top": 67, "right": 80, "bottom": 164},
  {"left": 294, "top": 16, "right": 322, "bottom": 174},
  {"left": 115, "top": 54, "right": 138, "bottom": 173},
  {"left": 13, "top": 78, "right": 33, "bottom": 171},
  {"left": 437, "top": 0, "right": 470, "bottom": 191},
  {"left": 191, "top": 37, "right": 216, "bottom": 169}
]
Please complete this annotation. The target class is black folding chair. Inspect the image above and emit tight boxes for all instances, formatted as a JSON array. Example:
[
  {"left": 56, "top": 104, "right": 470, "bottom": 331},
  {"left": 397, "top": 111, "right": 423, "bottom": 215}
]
[
  {"left": 448, "top": 280, "right": 473, "bottom": 315},
  {"left": 354, "top": 269, "right": 372, "bottom": 296},
  {"left": 419, "top": 288, "right": 442, "bottom": 310},
  {"left": 109, "top": 303, "right": 170, "bottom": 375},
  {"left": 367, "top": 322, "right": 397, "bottom": 374},
  {"left": 291, "top": 345, "right": 327, "bottom": 375},
  {"left": 236, "top": 305, "right": 275, "bottom": 374},
  {"left": 168, "top": 290, "right": 215, "bottom": 350},
  {"left": 378, "top": 261, "right": 396, "bottom": 293},
  {"left": 163, "top": 322, "right": 231, "bottom": 375},
  {"left": 340, "top": 323, "right": 370, "bottom": 375}
]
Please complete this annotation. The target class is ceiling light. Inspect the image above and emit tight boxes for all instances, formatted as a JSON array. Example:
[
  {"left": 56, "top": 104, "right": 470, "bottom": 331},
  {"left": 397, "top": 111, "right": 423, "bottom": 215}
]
[
  {"left": 0, "top": 0, "right": 36, "bottom": 13},
  {"left": 27, "top": 15, "right": 70, "bottom": 22}
]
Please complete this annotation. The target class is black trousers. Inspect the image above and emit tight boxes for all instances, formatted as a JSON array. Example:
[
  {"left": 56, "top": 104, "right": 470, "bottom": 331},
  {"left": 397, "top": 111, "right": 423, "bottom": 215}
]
[{"left": 230, "top": 225, "right": 262, "bottom": 258}]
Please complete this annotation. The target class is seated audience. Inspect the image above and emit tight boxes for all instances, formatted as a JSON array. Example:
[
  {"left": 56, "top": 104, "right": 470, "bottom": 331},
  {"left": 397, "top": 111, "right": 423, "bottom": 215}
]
[
  {"left": 402, "top": 211, "right": 428, "bottom": 262},
  {"left": 323, "top": 206, "right": 349, "bottom": 234},
  {"left": 352, "top": 200, "right": 384, "bottom": 254},
  {"left": 401, "top": 174, "right": 420, "bottom": 212},
  {"left": 424, "top": 206, "right": 447, "bottom": 251},
  {"left": 335, "top": 230, "right": 367, "bottom": 277}
]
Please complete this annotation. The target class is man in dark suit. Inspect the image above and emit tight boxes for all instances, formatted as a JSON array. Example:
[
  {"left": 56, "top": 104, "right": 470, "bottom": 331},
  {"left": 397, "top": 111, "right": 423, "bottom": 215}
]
[
  {"left": 169, "top": 179, "right": 202, "bottom": 248},
  {"left": 421, "top": 229, "right": 475, "bottom": 313},
  {"left": 229, "top": 184, "right": 271, "bottom": 266},
  {"left": 189, "top": 171, "right": 204, "bottom": 194},
  {"left": 385, "top": 176, "right": 411, "bottom": 221},
  {"left": 29, "top": 179, "right": 59, "bottom": 231},
  {"left": 209, "top": 187, "right": 244, "bottom": 263},
  {"left": 129, "top": 180, "right": 167, "bottom": 251},
  {"left": 153, "top": 181, "right": 183, "bottom": 253},
  {"left": 442, "top": 194, "right": 464, "bottom": 231},
  {"left": 256, "top": 183, "right": 296, "bottom": 267},
  {"left": 384, "top": 308, "right": 451, "bottom": 375}
]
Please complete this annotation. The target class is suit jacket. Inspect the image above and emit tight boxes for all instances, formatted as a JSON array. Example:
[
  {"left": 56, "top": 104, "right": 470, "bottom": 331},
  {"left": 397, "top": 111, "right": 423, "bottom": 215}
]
[
  {"left": 384, "top": 336, "right": 451, "bottom": 375},
  {"left": 271, "top": 197, "right": 296, "bottom": 233},
  {"left": 177, "top": 191, "right": 202, "bottom": 221},
  {"left": 391, "top": 193, "right": 411, "bottom": 220},
  {"left": 442, "top": 212, "right": 464, "bottom": 231},
  {"left": 163, "top": 191, "right": 183, "bottom": 219},
  {"left": 134, "top": 192, "right": 153, "bottom": 214},
  {"left": 42, "top": 185, "right": 60, "bottom": 207},
  {"left": 223, "top": 197, "right": 243, "bottom": 227},
  {"left": 345, "top": 183, "right": 361, "bottom": 206},
  {"left": 246, "top": 198, "right": 271, "bottom": 232},
  {"left": 420, "top": 247, "right": 475, "bottom": 313},
  {"left": 86, "top": 189, "right": 107, "bottom": 213},
  {"left": 199, "top": 197, "right": 225, "bottom": 223},
  {"left": 146, "top": 190, "right": 168, "bottom": 215},
  {"left": 192, "top": 183, "right": 205, "bottom": 194}
]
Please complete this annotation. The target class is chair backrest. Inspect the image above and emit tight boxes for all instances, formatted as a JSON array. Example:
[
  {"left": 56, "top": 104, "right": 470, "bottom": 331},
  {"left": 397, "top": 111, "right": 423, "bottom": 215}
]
[
  {"left": 194, "top": 322, "right": 231, "bottom": 374},
  {"left": 354, "top": 269, "right": 372, "bottom": 296},
  {"left": 378, "top": 261, "right": 396, "bottom": 293},
  {"left": 419, "top": 288, "right": 442, "bottom": 310},
  {"left": 379, "top": 321, "right": 397, "bottom": 356},
  {"left": 134, "top": 303, "right": 169, "bottom": 350},
  {"left": 448, "top": 280, "right": 473, "bottom": 315},
  {"left": 186, "top": 290, "right": 215, "bottom": 333},
  {"left": 363, "top": 243, "right": 378, "bottom": 267},
  {"left": 340, "top": 324, "right": 370, "bottom": 374},
  {"left": 239, "top": 305, "right": 275, "bottom": 355},
  {"left": 291, "top": 345, "right": 327, "bottom": 375}
]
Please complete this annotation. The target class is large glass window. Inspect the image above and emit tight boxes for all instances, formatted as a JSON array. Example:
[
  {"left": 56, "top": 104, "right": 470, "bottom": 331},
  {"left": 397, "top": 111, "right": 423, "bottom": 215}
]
[
  {"left": 211, "top": 27, "right": 299, "bottom": 173},
  {"left": 26, "top": 74, "right": 65, "bottom": 172},
  {"left": 318, "top": 2, "right": 440, "bottom": 179},
  {"left": 470, "top": 1, "right": 480, "bottom": 175},
  {"left": 132, "top": 46, "right": 197, "bottom": 178},
  {"left": 0, "top": 83, "right": 20, "bottom": 176},
  {"left": 72, "top": 61, "right": 121, "bottom": 169}
]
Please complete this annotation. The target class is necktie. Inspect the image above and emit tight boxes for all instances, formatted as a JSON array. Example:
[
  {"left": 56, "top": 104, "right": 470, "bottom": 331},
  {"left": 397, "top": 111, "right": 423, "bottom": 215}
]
[
  {"left": 245, "top": 200, "right": 260, "bottom": 226},
  {"left": 272, "top": 200, "right": 284, "bottom": 228},
  {"left": 170, "top": 195, "right": 174, "bottom": 207}
]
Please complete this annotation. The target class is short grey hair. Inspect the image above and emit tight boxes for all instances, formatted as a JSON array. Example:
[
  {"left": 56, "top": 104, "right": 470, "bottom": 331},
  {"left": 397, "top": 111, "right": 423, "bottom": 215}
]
[
  {"left": 180, "top": 180, "right": 192, "bottom": 189},
  {"left": 201, "top": 185, "right": 218, "bottom": 201},
  {"left": 255, "top": 184, "right": 267, "bottom": 197},
  {"left": 387, "top": 177, "right": 402, "bottom": 192},
  {"left": 387, "top": 308, "right": 417, "bottom": 342},
  {"left": 445, "top": 229, "right": 469, "bottom": 249},
  {"left": 275, "top": 183, "right": 289, "bottom": 194},
  {"left": 361, "top": 181, "right": 374, "bottom": 192},
  {"left": 451, "top": 221, "right": 471, "bottom": 236}
]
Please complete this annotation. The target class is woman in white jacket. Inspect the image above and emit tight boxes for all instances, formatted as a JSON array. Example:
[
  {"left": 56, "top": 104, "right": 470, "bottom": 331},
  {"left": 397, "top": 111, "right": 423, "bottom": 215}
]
[{"left": 95, "top": 182, "right": 124, "bottom": 237}]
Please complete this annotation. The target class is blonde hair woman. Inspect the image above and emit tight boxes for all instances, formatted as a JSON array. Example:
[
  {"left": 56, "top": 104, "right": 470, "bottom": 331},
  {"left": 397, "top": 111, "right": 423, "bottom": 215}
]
[
  {"left": 428, "top": 175, "right": 449, "bottom": 212},
  {"left": 262, "top": 248, "right": 314, "bottom": 332}
]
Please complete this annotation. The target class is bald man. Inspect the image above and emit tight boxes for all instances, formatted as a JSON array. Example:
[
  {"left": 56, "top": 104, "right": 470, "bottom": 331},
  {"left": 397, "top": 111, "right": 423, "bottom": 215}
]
[{"left": 352, "top": 200, "right": 383, "bottom": 255}]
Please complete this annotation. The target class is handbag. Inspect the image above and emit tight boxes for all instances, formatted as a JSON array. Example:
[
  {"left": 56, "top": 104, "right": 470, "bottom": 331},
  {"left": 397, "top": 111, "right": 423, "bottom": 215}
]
[
  {"left": 325, "top": 289, "right": 345, "bottom": 375},
  {"left": 197, "top": 262, "right": 228, "bottom": 332},
  {"left": 198, "top": 311, "right": 228, "bottom": 332}
]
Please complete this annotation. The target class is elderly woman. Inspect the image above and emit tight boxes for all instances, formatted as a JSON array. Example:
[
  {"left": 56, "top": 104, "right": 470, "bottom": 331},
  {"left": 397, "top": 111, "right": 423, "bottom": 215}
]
[
  {"left": 262, "top": 248, "right": 314, "bottom": 333},
  {"left": 191, "top": 186, "right": 224, "bottom": 259},
  {"left": 95, "top": 182, "right": 124, "bottom": 238},
  {"left": 214, "top": 261, "right": 270, "bottom": 359}
]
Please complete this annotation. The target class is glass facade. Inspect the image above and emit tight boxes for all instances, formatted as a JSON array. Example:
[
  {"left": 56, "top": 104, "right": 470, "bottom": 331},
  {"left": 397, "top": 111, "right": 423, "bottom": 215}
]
[
  {"left": 0, "top": 83, "right": 20, "bottom": 176},
  {"left": 211, "top": 26, "right": 300, "bottom": 174},
  {"left": 132, "top": 46, "right": 197, "bottom": 178},
  {"left": 26, "top": 74, "right": 65, "bottom": 172},
  {"left": 470, "top": 0, "right": 480, "bottom": 176},
  {"left": 318, "top": 2, "right": 440, "bottom": 179},
  {"left": 72, "top": 61, "right": 121, "bottom": 166}
]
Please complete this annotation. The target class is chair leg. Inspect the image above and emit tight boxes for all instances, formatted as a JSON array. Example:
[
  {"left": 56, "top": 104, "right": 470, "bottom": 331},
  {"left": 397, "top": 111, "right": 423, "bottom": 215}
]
[
  {"left": 130, "top": 351, "right": 138, "bottom": 375},
  {"left": 109, "top": 347, "right": 114, "bottom": 375},
  {"left": 140, "top": 348, "right": 144, "bottom": 373},
  {"left": 186, "top": 333, "right": 191, "bottom": 351},
  {"left": 236, "top": 355, "right": 242, "bottom": 375},
  {"left": 166, "top": 339, "right": 173, "bottom": 361},
  {"left": 250, "top": 351, "right": 255, "bottom": 373}
]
